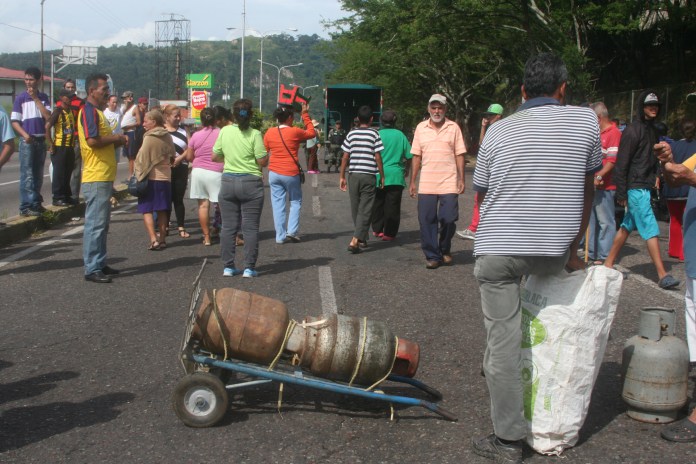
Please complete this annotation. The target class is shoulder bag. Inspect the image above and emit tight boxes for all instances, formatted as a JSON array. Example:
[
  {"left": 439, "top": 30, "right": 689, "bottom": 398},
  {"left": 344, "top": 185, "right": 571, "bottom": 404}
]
[{"left": 277, "top": 127, "right": 305, "bottom": 184}]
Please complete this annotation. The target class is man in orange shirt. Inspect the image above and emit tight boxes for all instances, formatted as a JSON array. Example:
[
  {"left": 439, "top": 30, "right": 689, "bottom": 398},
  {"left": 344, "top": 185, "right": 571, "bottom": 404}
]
[{"left": 409, "top": 94, "right": 466, "bottom": 269}]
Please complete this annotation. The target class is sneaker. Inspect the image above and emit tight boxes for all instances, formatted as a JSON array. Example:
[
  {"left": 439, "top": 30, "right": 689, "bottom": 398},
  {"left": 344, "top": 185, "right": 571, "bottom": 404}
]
[
  {"left": 382, "top": 235, "right": 395, "bottom": 242},
  {"left": 658, "top": 274, "right": 680, "bottom": 289},
  {"left": 456, "top": 229, "right": 476, "bottom": 240},
  {"left": 20, "top": 209, "right": 41, "bottom": 217},
  {"left": 223, "top": 267, "right": 242, "bottom": 277},
  {"left": 373, "top": 231, "right": 384, "bottom": 238},
  {"left": 242, "top": 268, "right": 258, "bottom": 278},
  {"left": 472, "top": 433, "right": 523, "bottom": 464}
]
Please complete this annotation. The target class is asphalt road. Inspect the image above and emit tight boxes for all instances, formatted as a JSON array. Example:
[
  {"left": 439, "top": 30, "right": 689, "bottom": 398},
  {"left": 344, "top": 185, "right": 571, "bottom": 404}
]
[
  {"left": 0, "top": 162, "right": 693, "bottom": 463},
  {"left": 0, "top": 151, "right": 131, "bottom": 220}
]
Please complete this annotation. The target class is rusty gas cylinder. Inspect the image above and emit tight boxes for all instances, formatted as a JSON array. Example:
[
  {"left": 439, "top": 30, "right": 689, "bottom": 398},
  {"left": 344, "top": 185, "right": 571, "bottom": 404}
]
[
  {"left": 192, "top": 288, "right": 290, "bottom": 364},
  {"left": 294, "top": 314, "right": 420, "bottom": 385}
]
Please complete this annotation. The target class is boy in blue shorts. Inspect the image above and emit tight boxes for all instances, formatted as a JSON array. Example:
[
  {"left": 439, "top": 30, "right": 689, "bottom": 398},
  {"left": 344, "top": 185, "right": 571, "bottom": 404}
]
[{"left": 604, "top": 90, "right": 679, "bottom": 289}]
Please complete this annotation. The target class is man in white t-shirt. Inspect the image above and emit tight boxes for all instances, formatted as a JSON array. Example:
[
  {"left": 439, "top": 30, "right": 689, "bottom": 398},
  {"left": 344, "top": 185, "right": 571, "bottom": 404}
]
[{"left": 103, "top": 95, "right": 123, "bottom": 163}]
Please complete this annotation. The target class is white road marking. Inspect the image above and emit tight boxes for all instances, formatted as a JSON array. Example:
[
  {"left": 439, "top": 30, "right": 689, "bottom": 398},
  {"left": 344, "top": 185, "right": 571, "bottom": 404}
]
[
  {"left": 318, "top": 266, "right": 338, "bottom": 315},
  {"left": 312, "top": 196, "right": 321, "bottom": 217},
  {"left": 311, "top": 175, "right": 318, "bottom": 188},
  {"left": 0, "top": 205, "right": 133, "bottom": 269},
  {"left": 615, "top": 264, "right": 684, "bottom": 303}
]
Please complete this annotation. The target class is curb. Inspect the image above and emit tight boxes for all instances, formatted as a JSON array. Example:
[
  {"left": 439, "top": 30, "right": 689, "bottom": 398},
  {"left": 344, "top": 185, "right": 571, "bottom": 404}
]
[{"left": 0, "top": 184, "right": 131, "bottom": 249}]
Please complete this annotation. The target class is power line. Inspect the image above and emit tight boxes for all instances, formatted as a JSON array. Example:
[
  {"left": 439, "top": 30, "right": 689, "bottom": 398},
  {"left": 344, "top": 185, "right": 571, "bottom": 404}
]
[
  {"left": 83, "top": 0, "right": 131, "bottom": 32},
  {"left": 0, "top": 22, "right": 63, "bottom": 46}
]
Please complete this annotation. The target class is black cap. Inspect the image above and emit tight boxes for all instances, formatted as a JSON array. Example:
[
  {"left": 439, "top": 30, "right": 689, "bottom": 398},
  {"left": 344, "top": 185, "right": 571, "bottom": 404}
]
[{"left": 58, "top": 89, "right": 74, "bottom": 98}]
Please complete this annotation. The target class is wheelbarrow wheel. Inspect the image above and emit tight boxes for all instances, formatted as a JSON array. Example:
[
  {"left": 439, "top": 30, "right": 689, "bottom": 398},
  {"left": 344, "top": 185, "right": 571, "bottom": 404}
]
[{"left": 172, "top": 372, "right": 228, "bottom": 427}]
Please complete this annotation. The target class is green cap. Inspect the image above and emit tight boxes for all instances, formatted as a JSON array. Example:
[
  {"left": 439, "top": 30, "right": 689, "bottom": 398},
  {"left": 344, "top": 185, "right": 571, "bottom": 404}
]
[{"left": 484, "top": 103, "right": 503, "bottom": 115}]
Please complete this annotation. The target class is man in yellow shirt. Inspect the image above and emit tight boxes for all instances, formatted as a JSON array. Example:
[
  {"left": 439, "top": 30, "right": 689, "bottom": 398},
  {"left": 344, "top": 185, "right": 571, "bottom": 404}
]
[{"left": 77, "top": 73, "right": 128, "bottom": 283}]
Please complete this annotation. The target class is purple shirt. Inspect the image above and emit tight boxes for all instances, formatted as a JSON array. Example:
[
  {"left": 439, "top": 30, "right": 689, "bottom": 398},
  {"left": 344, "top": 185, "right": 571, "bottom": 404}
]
[
  {"left": 190, "top": 127, "right": 223, "bottom": 172},
  {"left": 11, "top": 90, "right": 51, "bottom": 136}
]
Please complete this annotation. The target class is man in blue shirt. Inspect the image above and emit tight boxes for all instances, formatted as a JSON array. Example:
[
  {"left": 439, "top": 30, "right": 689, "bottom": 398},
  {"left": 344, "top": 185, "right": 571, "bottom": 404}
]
[{"left": 10, "top": 66, "right": 52, "bottom": 216}]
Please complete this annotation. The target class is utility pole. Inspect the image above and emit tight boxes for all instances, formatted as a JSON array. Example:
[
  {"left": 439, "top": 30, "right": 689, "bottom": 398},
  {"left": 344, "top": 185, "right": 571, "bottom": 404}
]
[{"left": 40, "top": 0, "right": 46, "bottom": 88}]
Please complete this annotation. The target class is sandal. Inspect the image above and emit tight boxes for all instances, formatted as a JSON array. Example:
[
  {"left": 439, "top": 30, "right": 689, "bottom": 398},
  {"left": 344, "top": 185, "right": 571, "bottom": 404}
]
[
  {"left": 178, "top": 228, "right": 190, "bottom": 238},
  {"left": 661, "top": 417, "right": 696, "bottom": 442},
  {"left": 202, "top": 235, "right": 212, "bottom": 246},
  {"left": 347, "top": 244, "right": 361, "bottom": 254},
  {"left": 159, "top": 242, "right": 167, "bottom": 249},
  {"left": 148, "top": 241, "right": 161, "bottom": 251}
]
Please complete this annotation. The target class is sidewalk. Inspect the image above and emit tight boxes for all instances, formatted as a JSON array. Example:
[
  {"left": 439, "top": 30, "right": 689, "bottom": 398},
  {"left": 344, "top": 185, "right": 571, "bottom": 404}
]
[{"left": 0, "top": 184, "right": 130, "bottom": 248}]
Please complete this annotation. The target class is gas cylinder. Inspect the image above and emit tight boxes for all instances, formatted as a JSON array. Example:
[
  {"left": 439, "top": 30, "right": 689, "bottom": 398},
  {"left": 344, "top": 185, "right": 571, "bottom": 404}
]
[
  {"left": 191, "top": 288, "right": 420, "bottom": 385},
  {"left": 192, "top": 288, "right": 290, "bottom": 364},
  {"left": 287, "top": 314, "right": 420, "bottom": 385},
  {"left": 621, "top": 307, "right": 689, "bottom": 423}
]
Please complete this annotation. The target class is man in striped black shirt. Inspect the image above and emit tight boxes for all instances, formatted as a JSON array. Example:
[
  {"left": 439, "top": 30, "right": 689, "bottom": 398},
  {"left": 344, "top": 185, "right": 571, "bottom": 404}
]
[
  {"left": 471, "top": 53, "right": 601, "bottom": 463},
  {"left": 339, "top": 105, "right": 384, "bottom": 253}
]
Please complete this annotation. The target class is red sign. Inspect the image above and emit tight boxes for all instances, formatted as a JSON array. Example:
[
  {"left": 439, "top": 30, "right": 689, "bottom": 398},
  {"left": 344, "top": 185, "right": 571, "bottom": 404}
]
[{"left": 191, "top": 91, "right": 208, "bottom": 110}]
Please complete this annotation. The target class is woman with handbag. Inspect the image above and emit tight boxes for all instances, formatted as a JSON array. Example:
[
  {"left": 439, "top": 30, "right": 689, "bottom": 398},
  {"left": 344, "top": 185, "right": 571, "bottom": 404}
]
[
  {"left": 188, "top": 107, "right": 223, "bottom": 246},
  {"left": 134, "top": 109, "right": 175, "bottom": 250},
  {"left": 263, "top": 102, "right": 316, "bottom": 244},
  {"left": 212, "top": 99, "right": 268, "bottom": 278}
]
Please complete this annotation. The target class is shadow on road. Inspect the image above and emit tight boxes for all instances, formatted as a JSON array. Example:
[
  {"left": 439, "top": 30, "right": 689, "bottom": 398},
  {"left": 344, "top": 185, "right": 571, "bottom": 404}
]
[
  {"left": 0, "top": 391, "right": 135, "bottom": 452},
  {"left": 0, "top": 370, "right": 79, "bottom": 406},
  {"left": 578, "top": 361, "right": 625, "bottom": 444}
]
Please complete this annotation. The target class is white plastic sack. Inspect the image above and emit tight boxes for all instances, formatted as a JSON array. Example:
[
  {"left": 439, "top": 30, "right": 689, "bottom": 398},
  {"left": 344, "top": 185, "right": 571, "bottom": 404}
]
[{"left": 521, "top": 265, "right": 623, "bottom": 455}]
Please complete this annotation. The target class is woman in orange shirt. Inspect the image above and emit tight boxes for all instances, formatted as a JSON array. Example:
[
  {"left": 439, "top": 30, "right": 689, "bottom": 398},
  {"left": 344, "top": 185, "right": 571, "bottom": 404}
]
[{"left": 263, "top": 103, "right": 316, "bottom": 243}]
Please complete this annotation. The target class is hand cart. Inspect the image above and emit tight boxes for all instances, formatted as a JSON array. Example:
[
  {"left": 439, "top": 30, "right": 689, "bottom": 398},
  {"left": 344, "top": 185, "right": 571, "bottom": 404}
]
[{"left": 172, "top": 261, "right": 458, "bottom": 427}]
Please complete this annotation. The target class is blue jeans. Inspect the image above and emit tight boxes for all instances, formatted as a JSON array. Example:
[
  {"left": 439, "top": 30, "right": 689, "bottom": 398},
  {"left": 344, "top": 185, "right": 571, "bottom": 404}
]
[
  {"left": 269, "top": 171, "right": 302, "bottom": 243},
  {"left": 417, "top": 193, "right": 459, "bottom": 262},
  {"left": 82, "top": 182, "right": 112, "bottom": 275},
  {"left": 19, "top": 137, "right": 47, "bottom": 212},
  {"left": 588, "top": 189, "right": 617, "bottom": 260}
]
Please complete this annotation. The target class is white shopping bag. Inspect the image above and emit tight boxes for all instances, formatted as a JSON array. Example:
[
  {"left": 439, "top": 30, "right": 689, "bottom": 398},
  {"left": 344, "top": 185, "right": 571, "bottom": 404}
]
[{"left": 521, "top": 265, "right": 623, "bottom": 455}]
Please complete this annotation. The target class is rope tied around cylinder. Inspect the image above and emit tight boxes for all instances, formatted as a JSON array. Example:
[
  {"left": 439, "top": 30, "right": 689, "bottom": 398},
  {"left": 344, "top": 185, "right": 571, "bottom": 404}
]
[{"left": 211, "top": 289, "right": 229, "bottom": 361}]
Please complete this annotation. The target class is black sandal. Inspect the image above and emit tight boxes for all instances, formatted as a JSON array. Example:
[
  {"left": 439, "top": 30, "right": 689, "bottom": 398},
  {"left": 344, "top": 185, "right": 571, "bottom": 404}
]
[{"left": 661, "top": 417, "right": 696, "bottom": 442}]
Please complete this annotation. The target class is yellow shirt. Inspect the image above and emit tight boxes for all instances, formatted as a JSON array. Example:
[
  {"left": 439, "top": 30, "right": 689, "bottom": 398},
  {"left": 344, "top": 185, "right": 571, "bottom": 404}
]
[{"left": 77, "top": 101, "right": 117, "bottom": 183}]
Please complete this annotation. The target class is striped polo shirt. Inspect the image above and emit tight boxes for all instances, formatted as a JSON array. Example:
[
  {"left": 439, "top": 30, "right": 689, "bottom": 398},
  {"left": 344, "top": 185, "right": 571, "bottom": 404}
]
[
  {"left": 341, "top": 127, "right": 384, "bottom": 175},
  {"left": 11, "top": 91, "right": 51, "bottom": 137},
  {"left": 473, "top": 99, "right": 602, "bottom": 256}
]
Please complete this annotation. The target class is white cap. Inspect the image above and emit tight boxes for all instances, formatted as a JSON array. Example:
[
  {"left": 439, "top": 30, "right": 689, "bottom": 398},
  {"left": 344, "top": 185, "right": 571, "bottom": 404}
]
[{"left": 428, "top": 94, "right": 447, "bottom": 105}]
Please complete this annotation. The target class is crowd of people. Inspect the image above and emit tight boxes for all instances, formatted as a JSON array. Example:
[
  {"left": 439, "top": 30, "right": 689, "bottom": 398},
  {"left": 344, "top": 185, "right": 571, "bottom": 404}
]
[{"left": 3, "top": 56, "right": 696, "bottom": 457}]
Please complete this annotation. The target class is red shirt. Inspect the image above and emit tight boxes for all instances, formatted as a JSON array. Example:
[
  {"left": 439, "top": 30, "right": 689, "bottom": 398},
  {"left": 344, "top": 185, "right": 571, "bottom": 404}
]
[
  {"left": 264, "top": 112, "right": 315, "bottom": 176},
  {"left": 599, "top": 123, "right": 621, "bottom": 191}
]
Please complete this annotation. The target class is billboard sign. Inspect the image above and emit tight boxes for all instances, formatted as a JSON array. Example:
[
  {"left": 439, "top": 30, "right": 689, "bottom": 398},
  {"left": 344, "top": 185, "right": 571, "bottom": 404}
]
[{"left": 186, "top": 73, "right": 213, "bottom": 89}]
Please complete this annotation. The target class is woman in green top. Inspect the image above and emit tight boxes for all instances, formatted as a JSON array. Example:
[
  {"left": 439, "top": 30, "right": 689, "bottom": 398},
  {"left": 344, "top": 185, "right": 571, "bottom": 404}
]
[
  {"left": 212, "top": 99, "right": 268, "bottom": 278},
  {"left": 370, "top": 110, "right": 412, "bottom": 241}
]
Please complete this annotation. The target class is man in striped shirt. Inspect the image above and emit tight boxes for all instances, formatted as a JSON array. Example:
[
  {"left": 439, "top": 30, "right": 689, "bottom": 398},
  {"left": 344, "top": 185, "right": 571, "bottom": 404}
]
[
  {"left": 339, "top": 105, "right": 384, "bottom": 253},
  {"left": 471, "top": 53, "right": 601, "bottom": 463},
  {"left": 409, "top": 94, "right": 466, "bottom": 269},
  {"left": 11, "top": 66, "right": 52, "bottom": 217}
]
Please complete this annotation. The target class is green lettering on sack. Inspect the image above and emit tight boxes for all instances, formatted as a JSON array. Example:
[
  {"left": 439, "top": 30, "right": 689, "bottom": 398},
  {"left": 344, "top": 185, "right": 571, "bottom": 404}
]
[
  {"left": 521, "top": 308, "right": 547, "bottom": 348},
  {"left": 521, "top": 359, "right": 539, "bottom": 420}
]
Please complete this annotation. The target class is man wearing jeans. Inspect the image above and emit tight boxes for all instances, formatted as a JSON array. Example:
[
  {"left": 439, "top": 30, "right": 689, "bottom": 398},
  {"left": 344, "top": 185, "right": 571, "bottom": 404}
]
[
  {"left": 471, "top": 53, "right": 601, "bottom": 463},
  {"left": 409, "top": 94, "right": 466, "bottom": 269},
  {"left": 77, "top": 73, "right": 128, "bottom": 283},
  {"left": 587, "top": 102, "right": 621, "bottom": 264},
  {"left": 11, "top": 66, "right": 52, "bottom": 216}
]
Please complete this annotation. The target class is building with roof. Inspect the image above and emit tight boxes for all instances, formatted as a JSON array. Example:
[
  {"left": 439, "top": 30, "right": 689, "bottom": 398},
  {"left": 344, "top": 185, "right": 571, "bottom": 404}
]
[{"left": 0, "top": 66, "right": 62, "bottom": 109}]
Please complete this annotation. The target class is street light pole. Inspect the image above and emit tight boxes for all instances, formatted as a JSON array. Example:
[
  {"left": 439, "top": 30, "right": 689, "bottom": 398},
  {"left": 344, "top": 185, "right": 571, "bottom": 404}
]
[
  {"left": 258, "top": 28, "right": 297, "bottom": 113},
  {"left": 40, "top": 0, "right": 46, "bottom": 88},
  {"left": 258, "top": 60, "right": 303, "bottom": 107},
  {"left": 240, "top": 0, "right": 245, "bottom": 98}
]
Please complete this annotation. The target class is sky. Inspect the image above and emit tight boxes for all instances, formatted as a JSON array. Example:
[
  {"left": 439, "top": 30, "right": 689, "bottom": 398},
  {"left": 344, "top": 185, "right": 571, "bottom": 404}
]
[{"left": 0, "top": 0, "right": 348, "bottom": 55}]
